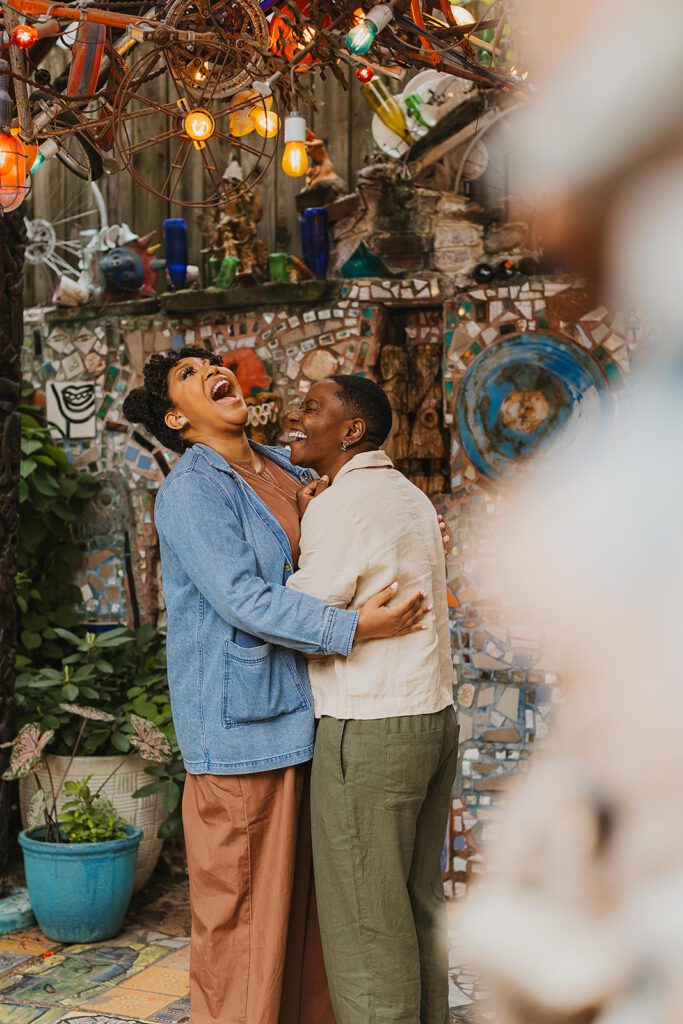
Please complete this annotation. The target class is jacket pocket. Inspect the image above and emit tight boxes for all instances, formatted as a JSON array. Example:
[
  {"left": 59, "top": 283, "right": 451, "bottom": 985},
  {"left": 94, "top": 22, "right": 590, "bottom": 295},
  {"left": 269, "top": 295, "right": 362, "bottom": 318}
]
[{"left": 222, "top": 639, "right": 310, "bottom": 728}]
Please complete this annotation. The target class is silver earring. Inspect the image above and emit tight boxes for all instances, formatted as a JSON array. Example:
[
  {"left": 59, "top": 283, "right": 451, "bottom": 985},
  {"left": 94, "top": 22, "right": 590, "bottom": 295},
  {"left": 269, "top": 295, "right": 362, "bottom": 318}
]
[
  {"left": 339, "top": 440, "right": 349, "bottom": 451},
  {"left": 178, "top": 418, "right": 186, "bottom": 427}
]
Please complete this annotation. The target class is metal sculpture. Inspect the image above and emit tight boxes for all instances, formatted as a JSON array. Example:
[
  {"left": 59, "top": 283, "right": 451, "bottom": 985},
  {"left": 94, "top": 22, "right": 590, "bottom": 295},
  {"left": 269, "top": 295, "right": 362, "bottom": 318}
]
[{"left": 0, "top": 0, "right": 528, "bottom": 211}]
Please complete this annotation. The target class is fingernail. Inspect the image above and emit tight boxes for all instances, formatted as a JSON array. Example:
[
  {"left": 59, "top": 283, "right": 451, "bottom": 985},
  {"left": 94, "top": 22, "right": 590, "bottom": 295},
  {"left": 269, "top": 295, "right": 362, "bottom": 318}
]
[
  {"left": 421, "top": 625, "right": 428, "bottom": 630},
  {"left": 420, "top": 590, "right": 427, "bottom": 598},
  {"left": 390, "top": 582, "right": 398, "bottom": 591},
  {"left": 426, "top": 604, "right": 433, "bottom": 611}
]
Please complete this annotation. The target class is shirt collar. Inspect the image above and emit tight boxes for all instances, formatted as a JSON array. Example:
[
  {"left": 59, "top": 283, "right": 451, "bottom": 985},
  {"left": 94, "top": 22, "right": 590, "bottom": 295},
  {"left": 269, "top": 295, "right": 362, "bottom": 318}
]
[{"left": 333, "top": 449, "right": 393, "bottom": 484}]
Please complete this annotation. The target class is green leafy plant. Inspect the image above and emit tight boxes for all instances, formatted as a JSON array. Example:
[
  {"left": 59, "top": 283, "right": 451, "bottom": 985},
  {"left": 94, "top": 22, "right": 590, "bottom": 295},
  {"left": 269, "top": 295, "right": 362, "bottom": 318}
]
[
  {"left": 2, "top": 704, "right": 171, "bottom": 843},
  {"left": 15, "top": 625, "right": 171, "bottom": 757},
  {"left": 133, "top": 754, "right": 186, "bottom": 840},
  {"left": 59, "top": 776, "right": 128, "bottom": 843},
  {"left": 15, "top": 626, "right": 185, "bottom": 838},
  {"left": 17, "top": 385, "right": 100, "bottom": 664}
]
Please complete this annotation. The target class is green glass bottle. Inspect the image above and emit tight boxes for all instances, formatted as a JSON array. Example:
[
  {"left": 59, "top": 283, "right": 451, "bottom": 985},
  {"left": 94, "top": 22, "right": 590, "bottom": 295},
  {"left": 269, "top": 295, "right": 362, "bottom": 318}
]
[{"left": 360, "top": 80, "right": 413, "bottom": 146}]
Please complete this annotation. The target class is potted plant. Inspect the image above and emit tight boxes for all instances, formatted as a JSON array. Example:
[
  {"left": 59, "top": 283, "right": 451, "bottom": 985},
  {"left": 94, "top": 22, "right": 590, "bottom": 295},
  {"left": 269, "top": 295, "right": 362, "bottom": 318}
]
[
  {"left": 15, "top": 625, "right": 175, "bottom": 889},
  {"left": 3, "top": 706, "right": 171, "bottom": 943}
]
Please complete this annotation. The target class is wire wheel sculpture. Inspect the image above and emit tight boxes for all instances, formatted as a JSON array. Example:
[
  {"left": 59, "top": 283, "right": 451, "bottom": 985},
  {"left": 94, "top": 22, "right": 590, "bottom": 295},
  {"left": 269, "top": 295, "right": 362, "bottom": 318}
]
[{"left": 112, "top": 38, "right": 278, "bottom": 208}]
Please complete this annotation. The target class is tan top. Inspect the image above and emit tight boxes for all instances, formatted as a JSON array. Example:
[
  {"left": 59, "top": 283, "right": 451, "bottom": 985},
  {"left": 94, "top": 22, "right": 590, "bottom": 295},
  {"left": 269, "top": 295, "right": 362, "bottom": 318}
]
[
  {"left": 231, "top": 455, "right": 302, "bottom": 568},
  {"left": 287, "top": 450, "right": 455, "bottom": 720}
]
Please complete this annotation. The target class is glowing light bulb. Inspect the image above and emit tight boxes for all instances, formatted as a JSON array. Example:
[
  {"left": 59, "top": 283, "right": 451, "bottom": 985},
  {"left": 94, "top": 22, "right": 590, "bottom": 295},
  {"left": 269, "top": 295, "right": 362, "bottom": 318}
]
[
  {"left": 450, "top": 4, "right": 475, "bottom": 26},
  {"left": 249, "top": 107, "right": 280, "bottom": 139},
  {"left": 0, "top": 133, "right": 29, "bottom": 212},
  {"left": 302, "top": 25, "right": 316, "bottom": 43},
  {"left": 281, "top": 112, "right": 308, "bottom": 178},
  {"left": 193, "top": 60, "right": 209, "bottom": 83},
  {"left": 230, "top": 89, "right": 264, "bottom": 137},
  {"left": 184, "top": 108, "right": 215, "bottom": 142},
  {"left": 346, "top": 19, "right": 377, "bottom": 55},
  {"left": 356, "top": 65, "right": 374, "bottom": 83},
  {"left": 30, "top": 138, "right": 58, "bottom": 173},
  {"left": 11, "top": 24, "right": 39, "bottom": 48},
  {"left": 345, "top": 3, "right": 393, "bottom": 55}
]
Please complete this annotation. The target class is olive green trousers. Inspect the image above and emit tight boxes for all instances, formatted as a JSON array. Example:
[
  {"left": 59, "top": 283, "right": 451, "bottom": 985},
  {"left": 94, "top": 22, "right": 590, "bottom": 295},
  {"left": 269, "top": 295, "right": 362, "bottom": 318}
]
[{"left": 311, "top": 707, "right": 459, "bottom": 1024}]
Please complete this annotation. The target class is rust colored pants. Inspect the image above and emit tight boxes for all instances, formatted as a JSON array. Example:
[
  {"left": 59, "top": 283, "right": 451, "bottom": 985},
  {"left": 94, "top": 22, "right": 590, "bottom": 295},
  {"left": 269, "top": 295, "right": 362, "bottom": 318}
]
[{"left": 183, "top": 764, "right": 334, "bottom": 1024}]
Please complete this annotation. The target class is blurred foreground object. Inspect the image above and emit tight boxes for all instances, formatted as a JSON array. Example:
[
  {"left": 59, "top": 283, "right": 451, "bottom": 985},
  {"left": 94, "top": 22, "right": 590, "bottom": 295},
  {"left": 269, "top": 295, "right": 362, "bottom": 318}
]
[{"left": 461, "top": 2, "right": 683, "bottom": 1022}]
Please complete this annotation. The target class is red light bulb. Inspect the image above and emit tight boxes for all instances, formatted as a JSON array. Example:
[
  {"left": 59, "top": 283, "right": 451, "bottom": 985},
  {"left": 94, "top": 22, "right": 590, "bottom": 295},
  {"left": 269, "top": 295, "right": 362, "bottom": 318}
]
[
  {"left": 356, "top": 65, "right": 374, "bottom": 83},
  {"left": 11, "top": 24, "right": 39, "bottom": 49}
]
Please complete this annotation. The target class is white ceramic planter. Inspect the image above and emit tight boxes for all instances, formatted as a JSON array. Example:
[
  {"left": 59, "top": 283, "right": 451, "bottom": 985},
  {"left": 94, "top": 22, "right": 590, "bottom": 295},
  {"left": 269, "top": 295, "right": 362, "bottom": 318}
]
[{"left": 19, "top": 753, "right": 167, "bottom": 892}]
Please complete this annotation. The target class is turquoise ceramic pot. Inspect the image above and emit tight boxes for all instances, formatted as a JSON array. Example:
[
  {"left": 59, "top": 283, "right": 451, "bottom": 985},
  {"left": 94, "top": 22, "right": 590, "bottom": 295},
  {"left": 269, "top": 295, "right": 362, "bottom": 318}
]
[{"left": 18, "top": 825, "right": 142, "bottom": 943}]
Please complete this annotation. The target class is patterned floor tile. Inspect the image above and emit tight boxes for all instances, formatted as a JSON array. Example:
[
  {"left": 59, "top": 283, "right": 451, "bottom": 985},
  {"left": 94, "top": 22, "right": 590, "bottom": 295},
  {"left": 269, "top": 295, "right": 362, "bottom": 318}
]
[
  {"left": 118, "top": 967, "right": 188, "bottom": 997},
  {"left": 0, "top": 953, "right": 32, "bottom": 978},
  {"left": 147, "top": 994, "right": 190, "bottom": 1023},
  {"left": 0, "top": 1006, "right": 65, "bottom": 1023},
  {"left": 57, "top": 1015, "right": 147, "bottom": 1023},
  {"left": 78, "top": 989, "right": 176, "bottom": 1019},
  {"left": 0, "top": 932, "right": 60, "bottom": 957},
  {"left": 148, "top": 950, "right": 188, "bottom": 973}
]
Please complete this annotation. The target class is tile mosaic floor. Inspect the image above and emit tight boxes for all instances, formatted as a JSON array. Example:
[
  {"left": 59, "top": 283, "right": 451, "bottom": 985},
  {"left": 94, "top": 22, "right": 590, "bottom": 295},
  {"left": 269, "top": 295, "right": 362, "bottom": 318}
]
[{"left": 0, "top": 867, "right": 494, "bottom": 1023}]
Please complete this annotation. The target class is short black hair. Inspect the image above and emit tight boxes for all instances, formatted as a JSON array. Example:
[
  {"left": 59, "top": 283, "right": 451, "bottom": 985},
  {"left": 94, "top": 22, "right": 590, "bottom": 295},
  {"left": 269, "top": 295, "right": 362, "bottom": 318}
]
[
  {"left": 328, "top": 374, "right": 393, "bottom": 447},
  {"left": 122, "top": 346, "right": 221, "bottom": 454}
]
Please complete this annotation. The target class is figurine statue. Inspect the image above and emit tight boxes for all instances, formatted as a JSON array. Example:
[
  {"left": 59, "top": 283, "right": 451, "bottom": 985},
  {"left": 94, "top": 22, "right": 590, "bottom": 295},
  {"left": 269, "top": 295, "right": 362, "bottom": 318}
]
[
  {"left": 201, "top": 162, "right": 268, "bottom": 277},
  {"left": 303, "top": 129, "right": 346, "bottom": 193}
]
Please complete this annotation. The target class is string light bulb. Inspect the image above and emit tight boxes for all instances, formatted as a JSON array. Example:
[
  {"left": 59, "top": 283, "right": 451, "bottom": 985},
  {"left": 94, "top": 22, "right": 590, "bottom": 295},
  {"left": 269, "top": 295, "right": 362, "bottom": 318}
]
[
  {"left": 249, "top": 107, "right": 280, "bottom": 139},
  {"left": 345, "top": 3, "right": 394, "bottom": 55},
  {"left": 30, "top": 138, "right": 58, "bottom": 173},
  {"left": 450, "top": 4, "right": 475, "bottom": 26},
  {"left": 11, "top": 24, "right": 39, "bottom": 49},
  {"left": 281, "top": 111, "right": 308, "bottom": 178},
  {"left": 183, "top": 108, "right": 215, "bottom": 143},
  {"left": 356, "top": 65, "right": 374, "bottom": 83}
]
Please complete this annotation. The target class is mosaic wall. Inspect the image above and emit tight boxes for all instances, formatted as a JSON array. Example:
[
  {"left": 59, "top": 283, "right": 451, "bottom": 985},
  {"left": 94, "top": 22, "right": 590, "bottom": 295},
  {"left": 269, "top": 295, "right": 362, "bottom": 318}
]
[
  {"left": 23, "top": 288, "right": 393, "bottom": 627},
  {"left": 435, "top": 280, "right": 635, "bottom": 893},
  {"left": 23, "top": 274, "right": 633, "bottom": 890}
]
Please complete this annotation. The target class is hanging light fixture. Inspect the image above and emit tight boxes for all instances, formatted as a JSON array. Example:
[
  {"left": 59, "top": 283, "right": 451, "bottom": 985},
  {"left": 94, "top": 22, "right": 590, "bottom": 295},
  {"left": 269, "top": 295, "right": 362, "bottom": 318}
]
[
  {"left": 0, "top": 59, "right": 30, "bottom": 213},
  {"left": 183, "top": 108, "right": 216, "bottom": 143},
  {"left": 0, "top": 133, "right": 30, "bottom": 212},
  {"left": 345, "top": 3, "right": 394, "bottom": 56},
  {"left": 281, "top": 111, "right": 308, "bottom": 177},
  {"left": 250, "top": 107, "right": 280, "bottom": 139}
]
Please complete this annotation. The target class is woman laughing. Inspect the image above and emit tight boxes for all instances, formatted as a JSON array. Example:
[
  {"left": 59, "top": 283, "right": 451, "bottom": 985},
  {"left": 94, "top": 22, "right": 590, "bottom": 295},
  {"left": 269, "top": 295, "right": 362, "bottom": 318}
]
[{"left": 123, "top": 346, "right": 430, "bottom": 1024}]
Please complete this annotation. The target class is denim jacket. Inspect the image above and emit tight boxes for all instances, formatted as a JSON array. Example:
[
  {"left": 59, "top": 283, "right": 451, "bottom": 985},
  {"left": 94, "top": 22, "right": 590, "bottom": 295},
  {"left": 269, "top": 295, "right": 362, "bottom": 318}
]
[{"left": 154, "top": 441, "right": 359, "bottom": 775}]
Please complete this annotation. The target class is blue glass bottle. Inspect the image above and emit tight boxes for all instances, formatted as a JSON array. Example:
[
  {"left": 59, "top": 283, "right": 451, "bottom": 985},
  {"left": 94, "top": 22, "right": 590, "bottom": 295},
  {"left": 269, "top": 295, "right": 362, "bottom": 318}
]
[
  {"left": 300, "top": 207, "right": 329, "bottom": 279},
  {"left": 163, "top": 218, "right": 188, "bottom": 291}
]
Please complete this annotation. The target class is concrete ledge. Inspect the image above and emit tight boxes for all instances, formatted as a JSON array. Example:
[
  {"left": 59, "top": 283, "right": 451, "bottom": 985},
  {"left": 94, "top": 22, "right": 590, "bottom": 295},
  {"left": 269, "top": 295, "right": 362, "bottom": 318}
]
[{"left": 161, "top": 280, "right": 339, "bottom": 313}]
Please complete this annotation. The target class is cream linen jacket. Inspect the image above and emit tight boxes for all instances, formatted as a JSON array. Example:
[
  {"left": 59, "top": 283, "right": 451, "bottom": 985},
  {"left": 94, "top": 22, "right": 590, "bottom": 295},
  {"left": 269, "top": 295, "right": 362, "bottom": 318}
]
[{"left": 286, "top": 450, "right": 455, "bottom": 719}]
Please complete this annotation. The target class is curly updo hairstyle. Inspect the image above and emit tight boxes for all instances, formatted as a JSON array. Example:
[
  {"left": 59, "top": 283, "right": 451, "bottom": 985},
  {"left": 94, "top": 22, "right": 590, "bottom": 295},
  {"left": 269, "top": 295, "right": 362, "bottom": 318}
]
[{"left": 122, "top": 345, "right": 222, "bottom": 454}]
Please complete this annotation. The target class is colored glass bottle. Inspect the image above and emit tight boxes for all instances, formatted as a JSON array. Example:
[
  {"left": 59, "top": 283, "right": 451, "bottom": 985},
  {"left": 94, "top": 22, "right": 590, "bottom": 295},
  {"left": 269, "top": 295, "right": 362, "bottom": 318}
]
[
  {"left": 163, "top": 219, "right": 188, "bottom": 290},
  {"left": 300, "top": 207, "right": 329, "bottom": 278},
  {"left": 360, "top": 80, "right": 413, "bottom": 145}
]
